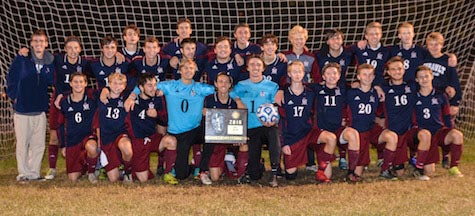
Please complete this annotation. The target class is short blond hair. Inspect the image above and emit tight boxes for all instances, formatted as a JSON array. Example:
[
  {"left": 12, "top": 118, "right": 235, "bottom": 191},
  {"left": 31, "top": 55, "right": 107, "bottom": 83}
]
[
  {"left": 289, "top": 25, "right": 308, "bottom": 40},
  {"left": 287, "top": 60, "right": 305, "bottom": 74},
  {"left": 179, "top": 58, "right": 197, "bottom": 71},
  {"left": 426, "top": 32, "right": 444, "bottom": 46},
  {"left": 365, "top": 22, "right": 382, "bottom": 34},
  {"left": 108, "top": 72, "right": 127, "bottom": 84},
  {"left": 397, "top": 22, "right": 414, "bottom": 32},
  {"left": 357, "top": 64, "right": 375, "bottom": 76}
]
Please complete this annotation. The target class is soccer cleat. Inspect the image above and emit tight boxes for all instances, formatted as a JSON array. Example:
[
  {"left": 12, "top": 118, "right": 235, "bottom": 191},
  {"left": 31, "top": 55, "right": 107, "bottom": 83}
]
[
  {"left": 156, "top": 165, "right": 165, "bottom": 176},
  {"left": 315, "top": 170, "right": 331, "bottom": 183},
  {"left": 45, "top": 168, "right": 57, "bottom": 180},
  {"left": 376, "top": 159, "right": 384, "bottom": 168},
  {"left": 413, "top": 168, "right": 430, "bottom": 181},
  {"left": 268, "top": 174, "right": 278, "bottom": 187},
  {"left": 339, "top": 158, "right": 348, "bottom": 170},
  {"left": 193, "top": 167, "right": 200, "bottom": 180},
  {"left": 237, "top": 174, "right": 251, "bottom": 184},
  {"left": 442, "top": 157, "right": 450, "bottom": 169},
  {"left": 163, "top": 173, "right": 179, "bottom": 185},
  {"left": 98, "top": 168, "right": 107, "bottom": 180},
  {"left": 448, "top": 166, "right": 464, "bottom": 177},
  {"left": 88, "top": 173, "right": 98, "bottom": 184},
  {"left": 123, "top": 173, "right": 133, "bottom": 183},
  {"left": 199, "top": 172, "right": 212, "bottom": 185},
  {"left": 347, "top": 173, "right": 362, "bottom": 183},
  {"left": 380, "top": 169, "right": 398, "bottom": 180},
  {"left": 305, "top": 165, "right": 318, "bottom": 172}
]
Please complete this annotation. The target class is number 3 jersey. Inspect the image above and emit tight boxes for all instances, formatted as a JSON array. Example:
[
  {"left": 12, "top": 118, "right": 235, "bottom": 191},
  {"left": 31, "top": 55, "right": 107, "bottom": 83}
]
[
  {"left": 95, "top": 94, "right": 128, "bottom": 145},
  {"left": 59, "top": 89, "right": 97, "bottom": 147},
  {"left": 125, "top": 96, "right": 167, "bottom": 139},
  {"left": 381, "top": 80, "right": 417, "bottom": 135},
  {"left": 413, "top": 89, "right": 452, "bottom": 135}
]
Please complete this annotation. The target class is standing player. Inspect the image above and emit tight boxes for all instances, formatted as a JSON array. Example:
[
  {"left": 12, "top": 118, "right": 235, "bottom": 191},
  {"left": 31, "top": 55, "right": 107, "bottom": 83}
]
[
  {"left": 260, "top": 34, "right": 288, "bottom": 87},
  {"left": 120, "top": 24, "right": 144, "bottom": 62},
  {"left": 7, "top": 29, "right": 54, "bottom": 182},
  {"left": 204, "top": 36, "right": 245, "bottom": 85},
  {"left": 230, "top": 55, "right": 281, "bottom": 187},
  {"left": 58, "top": 72, "right": 99, "bottom": 183},
  {"left": 232, "top": 23, "right": 262, "bottom": 57},
  {"left": 131, "top": 36, "right": 170, "bottom": 86},
  {"left": 95, "top": 73, "right": 133, "bottom": 182},
  {"left": 169, "top": 38, "right": 207, "bottom": 81},
  {"left": 280, "top": 61, "right": 337, "bottom": 182},
  {"left": 412, "top": 65, "right": 464, "bottom": 179},
  {"left": 161, "top": 18, "right": 208, "bottom": 60},
  {"left": 125, "top": 73, "right": 178, "bottom": 183},
  {"left": 310, "top": 63, "right": 360, "bottom": 182}
]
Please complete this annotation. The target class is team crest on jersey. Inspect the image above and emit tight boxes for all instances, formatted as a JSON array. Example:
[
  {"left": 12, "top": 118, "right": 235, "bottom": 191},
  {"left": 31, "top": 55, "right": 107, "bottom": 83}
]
[
  {"left": 191, "top": 89, "right": 196, "bottom": 96},
  {"left": 62, "top": 65, "right": 68, "bottom": 70},
  {"left": 304, "top": 61, "right": 309, "bottom": 67},
  {"left": 411, "top": 51, "right": 417, "bottom": 58},
  {"left": 288, "top": 100, "right": 294, "bottom": 105},
  {"left": 405, "top": 86, "right": 412, "bottom": 93},
  {"left": 68, "top": 107, "right": 74, "bottom": 112},
  {"left": 335, "top": 88, "right": 341, "bottom": 96},
  {"left": 302, "top": 98, "right": 308, "bottom": 105},
  {"left": 148, "top": 102, "right": 155, "bottom": 109},
  {"left": 260, "top": 91, "right": 265, "bottom": 97},
  {"left": 227, "top": 63, "right": 234, "bottom": 70},
  {"left": 115, "top": 67, "right": 122, "bottom": 73},
  {"left": 157, "top": 67, "right": 163, "bottom": 73},
  {"left": 272, "top": 67, "right": 277, "bottom": 74},
  {"left": 77, "top": 66, "right": 82, "bottom": 72},
  {"left": 339, "top": 59, "right": 346, "bottom": 66},
  {"left": 370, "top": 95, "right": 376, "bottom": 103},
  {"left": 117, "top": 101, "right": 124, "bottom": 108},
  {"left": 432, "top": 97, "right": 439, "bottom": 105},
  {"left": 363, "top": 52, "right": 368, "bottom": 56},
  {"left": 83, "top": 102, "right": 90, "bottom": 111},
  {"left": 99, "top": 70, "right": 105, "bottom": 75},
  {"left": 212, "top": 65, "right": 218, "bottom": 70},
  {"left": 377, "top": 53, "right": 383, "bottom": 60},
  {"left": 354, "top": 96, "right": 361, "bottom": 101}
]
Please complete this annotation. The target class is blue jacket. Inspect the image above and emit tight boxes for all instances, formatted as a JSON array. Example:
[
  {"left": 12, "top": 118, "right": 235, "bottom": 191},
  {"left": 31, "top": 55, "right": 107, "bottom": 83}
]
[{"left": 7, "top": 53, "right": 54, "bottom": 113}]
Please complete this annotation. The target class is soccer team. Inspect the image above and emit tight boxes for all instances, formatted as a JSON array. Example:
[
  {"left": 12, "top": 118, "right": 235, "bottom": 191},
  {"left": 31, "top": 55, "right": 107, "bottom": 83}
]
[{"left": 7, "top": 18, "right": 464, "bottom": 186}]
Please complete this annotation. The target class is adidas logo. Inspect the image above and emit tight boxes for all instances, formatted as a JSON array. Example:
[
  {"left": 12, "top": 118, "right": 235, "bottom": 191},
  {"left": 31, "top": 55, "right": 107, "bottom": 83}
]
[
  {"left": 388, "top": 89, "right": 395, "bottom": 94},
  {"left": 363, "top": 52, "right": 368, "bottom": 56},
  {"left": 288, "top": 100, "right": 294, "bottom": 105},
  {"left": 62, "top": 65, "right": 67, "bottom": 69},
  {"left": 68, "top": 107, "right": 74, "bottom": 112},
  {"left": 416, "top": 101, "right": 422, "bottom": 105},
  {"left": 354, "top": 96, "right": 360, "bottom": 101},
  {"left": 99, "top": 70, "right": 105, "bottom": 75},
  {"left": 319, "top": 90, "right": 326, "bottom": 94},
  {"left": 175, "top": 50, "right": 181, "bottom": 54},
  {"left": 212, "top": 65, "right": 218, "bottom": 70}
]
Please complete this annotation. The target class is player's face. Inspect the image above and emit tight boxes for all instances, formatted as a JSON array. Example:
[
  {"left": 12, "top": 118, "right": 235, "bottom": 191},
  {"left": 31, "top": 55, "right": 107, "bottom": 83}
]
[
  {"left": 398, "top": 27, "right": 414, "bottom": 44},
  {"left": 215, "top": 75, "right": 232, "bottom": 94},
  {"left": 30, "top": 35, "right": 48, "bottom": 54},
  {"left": 262, "top": 42, "right": 277, "bottom": 56},
  {"left": 69, "top": 76, "right": 87, "bottom": 93},
  {"left": 415, "top": 69, "right": 434, "bottom": 88},
  {"left": 102, "top": 42, "right": 117, "bottom": 59},
  {"left": 140, "top": 79, "right": 157, "bottom": 98},
  {"left": 365, "top": 28, "right": 382, "bottom": 46},
  {"left": 290, "top": 33, "right": 307, "bottom": 50},
  {"left": 287, "top": 66, "right": 305, "bottom": 83},
  {"left": 247, "top": 57, "right": 265, "bottom": 82},
  {"left": 180, "top": 43, "right": 196, "bottom": 59},
  {"left": 327, "top": 34, "right": 343, "bottom": 51},
  {"left": 214, "top": 40, "right": 232, "bottom": 59},
  {"left": 123, "top": 29, "right": 139, "bottom": 45},
  {"left": 176, "top": 23, "right": 192, "bottom": 38},
  {"left": 234, "top": 27, "right": 251, "bottom": 44},
  {"left": 357, "top": 68, "right": 375, "bottom": 86},
  {"left": 180, "top": 62, "right": 197, "bottom": 81},
  {"left": 109, "top": 78, "right": 126, "bottom": 95},
  {"left": 322, "top": 67, "right": 341, "bottom": 86},
  {"left": 387, "top": 61, "right": 405, "bottom": 82},
  {"left": 426, "top": 40, "right": 443, "bottom": 55},
  {"left": 144, "top": 41, "right": 160, "bottom": 58},
  {"left": 65, "top": 41, "right": 82, "bottom": 61}
]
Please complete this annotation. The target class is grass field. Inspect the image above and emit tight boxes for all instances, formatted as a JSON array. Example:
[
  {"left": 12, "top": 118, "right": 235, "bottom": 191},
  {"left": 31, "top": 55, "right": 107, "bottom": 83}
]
[{"left": 1, "top": 143, "right": 474, "bottom": 216}]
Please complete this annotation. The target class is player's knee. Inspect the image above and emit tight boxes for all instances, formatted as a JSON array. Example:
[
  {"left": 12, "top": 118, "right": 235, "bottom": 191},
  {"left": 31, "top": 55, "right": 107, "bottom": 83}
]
[{"left": 285, "top": 170, "right": 298, "bottom": 180}]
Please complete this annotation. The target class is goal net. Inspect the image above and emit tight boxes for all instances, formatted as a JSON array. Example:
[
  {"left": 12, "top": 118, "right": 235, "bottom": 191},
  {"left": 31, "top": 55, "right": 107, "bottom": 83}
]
[{"left": 1, "top": 0, "right": 474, "bottom": 158}]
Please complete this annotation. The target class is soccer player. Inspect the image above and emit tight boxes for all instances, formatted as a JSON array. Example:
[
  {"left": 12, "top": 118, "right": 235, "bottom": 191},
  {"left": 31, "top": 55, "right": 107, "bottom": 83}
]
[
  {"left": 204, "top": 72, "right": 248, "bottom": 183},
  {"left": 204, "top": 36, "right": 245, "bottom": 85},
  {"left": 280, "top": 61, "right": 336, "bottom": 181},
  {"left": 7, "top": 29, "right": 54, "bottom": 182},
  {"left": 95, "top": 73, "right": 133, "bottom": 182},
  {"left": 125, "top": 73, "right": 178, "bottom": 183},
  {"left": 131, "top": 36, "right": 170, "bottom": 85},
  {"left": 161, "top": 18, "right": 208, "bottom": 59},
  {"left": 232, "top": 23, "right": 262, "bottom": 59},
  {"left": 310, "top": 63, "right": 360, "bottom": 182},
  {"left": 58, "top": 72, "right": 98, "bottom": 183},
  {"left": 345, "top": 64, "right": 398, "bottom": 180},
  {"left": 284, "top": 25, "right": 320, "bottom": 83},
  {"left": 260, "top": 34, "right": 288, "bottom": 87},
  {"left": 412, "top": 65, "right": 464, "bottom": 179},
  {"left": 120, "top": 24, "right": 144, "bottom": 62},
  {"left": 168, "top": 38, "right": 207, "bottom": 81},
  {"left": 230, "top": 55, "right": 281, "bottom": 187}
]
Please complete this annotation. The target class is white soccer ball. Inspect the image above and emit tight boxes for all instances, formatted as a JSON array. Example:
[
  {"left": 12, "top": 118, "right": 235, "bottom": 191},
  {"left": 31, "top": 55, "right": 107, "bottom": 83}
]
[{"left": 256, "top": 103, "right": 279, "bottom": 124}]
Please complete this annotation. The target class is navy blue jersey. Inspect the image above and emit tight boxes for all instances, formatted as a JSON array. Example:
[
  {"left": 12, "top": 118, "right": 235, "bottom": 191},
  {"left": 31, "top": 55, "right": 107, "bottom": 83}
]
[
  {"left": 346, "top": 88, "right": 379, "bottom": 132},
  {"left": 205, "top": 93, "right": 238, "bottom": 109},
  {"left": 423, "top": 54, "right": 462, "bottom": 106},
  {"left": 171, "top": 57, "right": 207, "bottom": 82},
  {"left": 232, "top": 41, "right": 262, "bottom": 57},
  {"left": 131, "top": 54, "right": 170, "bottom": 84},
  {"left": 53, "top": 54, "right": 90, "bottom": 96},
  {"left": 90, "top": 57, "right": 130, "bottom": 90},
  {"left": 284, "top": 50, "right": 320, "bottom": 83},
  {"left": 120, "top": 47, "right": 144, "bottom": 63},
  {"left": 161, "top": 40, "right": 208, "bottom": 60},
  {"left": 263, "top": 56, "right": 288, "bottom": 88},
  {"left": 280, "top": 86, "right": 316, "bottom": 145},
  {"left": 389, "top": 44, "right": 427, "bottom": 82},
  {"left": 125, "top": 96, "right": 165, "bottom": 139},
  {"left": 60, "top": 90, "right": 97, "bottom": 147},
  {"left": 96, "top": 95, "right": 128, "bottom": 145},
  {"left": 315, "top": 48, "right": 353, "bottom": 84},
  {"left": 414, "top": 89, "right": 452, "bottom": 135},
  {"left": 204, "top": 57, "right": 244, "bottom": 85},
  {"left": 311, "top": 84, "right": 346, "bottom": 133},
  {"left": 381, "top": 81, "right": 417, "bottom": 135},
  {"left": 351, "top": 44, "right": 390, "bottom": 86}
]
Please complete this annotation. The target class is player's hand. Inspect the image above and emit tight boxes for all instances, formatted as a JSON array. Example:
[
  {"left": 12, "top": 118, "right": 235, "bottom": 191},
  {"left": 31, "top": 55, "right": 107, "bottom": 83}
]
[
  {"left": 99, "top": 88, "right": 110, "bottom": 104},
  {"left": 156, "top": 89, "right": 164, "bottom": 97},
  {"left": 146, "top": 108, "right": 158, "bottom": 118},
  {"left": 124, "top": 95, "right": 136, "bottom": 112},
  {"left": 235, "top": 98, "right": 247, "bottom": 109},
  {"left": 447, "top": 53, "right": 458, "bottom": 67},
  {"left": 357, "top": 40, "right": 367, "bottom": 50},
  {"left": 374, "top": 85, "right": 385, "bottom": 102},
  {"left": 18, "top": 47, "right": 29, "bottom": 57},
  {"left": 263, "top": 121, "right": 276, "bottom": 127},
  {"left": 115, "top": 52, "right": 126, "bottom": 64},
  {"left": 282, "top": 145, "right": 291, "bottom": 155},
  {"left": 235, "top": 54, "right": 245, "bottom": 66},
  {"left": 450, "top": 106, "right": 459, "bottom": 116},
  {"left": 277, "top": 52, "right": 288, "bottom": 63},
  {"left": 54, "top": 94, "right": 63, "bottom": 109},
  {"left": 170, "top": 56, "right": 179, "bottom": 69},
  {"left": 445, "top": 86, "right": 456, "bottom": 98},
  {"left": 274, "top": 90, "right": 284, "bottom": 106},
  {"left": 61, "top": 147, "right": 66, "bottom": 158}
]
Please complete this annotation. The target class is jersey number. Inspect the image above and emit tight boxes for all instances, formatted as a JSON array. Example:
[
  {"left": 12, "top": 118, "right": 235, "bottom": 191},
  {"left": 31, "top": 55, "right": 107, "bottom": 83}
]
[
  {"left": 293, "top": 106, "right": 304, "bottom": 117},
  {"left": 64, "top": 74, "right": 70, "bottom": 83},
  {"left": 358, "top": 103, "right": 372, "bottom": 114},
  {"left": 138, "top": 110, "right": 146, "bottom": 120},
  {"left": 394, "top": 95, "right": 408, "bottom": 106},
  {"left": 74, "top": 112, "right": 82, "bottom": 123},
  {"left": 324, "top": 95, "right": 337, "bottom": 106},
  {"left": 366, "top": 59, "right": 378, "bottom": 68},
  {"left": 423, "top": 108, "right": 431, "bottom": 119},
  {"left": 181, "top": 99, "right": 189, "bottom": 113},
  {"left": 106, "top": 107, "right": 120, "bottom": 119}
]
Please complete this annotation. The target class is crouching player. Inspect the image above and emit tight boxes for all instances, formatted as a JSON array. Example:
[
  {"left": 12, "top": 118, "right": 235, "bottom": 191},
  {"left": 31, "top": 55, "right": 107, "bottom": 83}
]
[
  {"left": 59, "top": 72, "right": 98, "bottom": 183},
  {"left": 280, "top": 61, "right": 336, "bottom": 182},
  {"left": 412, "top": 65, "right": 464, "bottom": 180},
  {"left": 95, "top": 72, "right": 133, "bottom": 182},
  {"left": 125, "top": 73, "right": 178, "bottom": 183}
]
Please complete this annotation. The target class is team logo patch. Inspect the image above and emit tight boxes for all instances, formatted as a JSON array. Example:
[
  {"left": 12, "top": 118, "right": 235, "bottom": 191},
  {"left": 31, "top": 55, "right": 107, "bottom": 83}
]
[
  {"left": 377, "top": 53, "right": 383, "bottom": 60},
  {"left": 77, "top": 66, "right": 82, "bottom": 72},
  {"left": 304, "top": 61, "right": 309, "bottom": 67},
  {"left": 411, "top": 51, "right": 417, "bottom": 58},
  {"left": 227, "top": 63, "right": 234, "bottom": 70},
  {"left": 272, "top": 67, "right": 277, "bottom": 74},
  {"left": 191, "top": 90, "right": 196, "bottom": 96},
  {"left": 148, "top": 102, "right": 155, "bottom": 109},
  {"left": 157, "top": 67, "right": 163, "bottom": 73},
  {"left": 370, "top": 95, "right": 375, "bottom": 103},
  {"left": 115, "top": 67, "right": 122, "bottom": 73},
  {"left": 118, "top": 101, "right": 124, "bottom": 108},
  {"left": 335, "top": 88, "right": 341, "bottom": 96},
  {"left": 302, "top": 98, "right": 308, "bottom": 105},
  {"left": 260, "top": 91, "right": 265, "bottom": 97},
  {"left": 340, "top": 59, "right": 346, "bottom": 66},
  {"left": 405, "top": 86, "right": 412, "bottom": 93},
  {"left": 432, "top": 97, "right": 439, "bottom": 105},
  {"left": 83, "top": 103, "right": 90, "bottom": 111}
]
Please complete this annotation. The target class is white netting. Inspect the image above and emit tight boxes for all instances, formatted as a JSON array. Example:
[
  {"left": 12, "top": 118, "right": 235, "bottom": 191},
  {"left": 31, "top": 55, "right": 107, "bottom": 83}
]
[{"left": 1, "top": 0, "right": 474, "bottom": 158}]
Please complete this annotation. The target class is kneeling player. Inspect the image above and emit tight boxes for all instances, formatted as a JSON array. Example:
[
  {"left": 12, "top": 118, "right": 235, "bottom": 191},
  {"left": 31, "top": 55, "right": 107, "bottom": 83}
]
[
  {"left": 59, "top": 72, "right": 99, "bottom": 183},
  {"left": 280, "top": 61, "right": 336, "bottom": 182},
  {"left": 412, "top": 66, "right": 463, "bottom": 180},
  {"left": 125, "top": 73, "right": 178, "bottom": 183}
]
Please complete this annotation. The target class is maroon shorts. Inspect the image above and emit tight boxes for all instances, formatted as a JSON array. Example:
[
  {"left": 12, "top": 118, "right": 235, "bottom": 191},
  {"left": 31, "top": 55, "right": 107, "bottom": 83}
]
[
  {"left": 65, "top": 136, "right": 93, "bottom": 174},
  {"left": 209, "top": 144, "right": 227, "bottom": 169},
  {"left": 393, "top": 130, "right": 415, "bottom": 165},
  {"left": 425, "top": 128, "right": 451, "bottom": 164},
  {"left": 102, "top": 134, "right": 128, "bottom": 172},
  {"left": 132, "top": 133, "right": 162, "bottom": 173},
  {"left": 358, "top": 125, "right": 384, "bottom": 166},
  {"left": 284, "top": 128, "right": 320, "bottom": 169}
]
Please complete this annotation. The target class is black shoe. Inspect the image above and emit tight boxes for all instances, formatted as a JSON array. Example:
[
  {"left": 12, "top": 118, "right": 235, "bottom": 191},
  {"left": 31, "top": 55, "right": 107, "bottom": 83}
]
[
  {"left": 442, "top": 157, "right": 450, "bottom": 169},
  {"left": 380, "top": 169, "right": 398, "bottom": 180},
  {"left": 156, "top": 165, "right": 165, "bottom": 177},
  {"left": 237, "top": 174, "right": 251, "bottom": 184}
]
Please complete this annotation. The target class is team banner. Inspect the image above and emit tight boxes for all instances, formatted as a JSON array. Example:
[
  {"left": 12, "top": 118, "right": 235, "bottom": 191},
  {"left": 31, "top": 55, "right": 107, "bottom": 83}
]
[{"left": 205, "top": 108, "right": 248, "bottom": 144}]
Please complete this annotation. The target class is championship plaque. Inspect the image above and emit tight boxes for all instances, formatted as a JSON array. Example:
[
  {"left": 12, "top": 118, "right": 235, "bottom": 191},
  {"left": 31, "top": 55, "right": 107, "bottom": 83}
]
[{"left": 205, "top": 108, "right": 248, "bottom": 144}]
